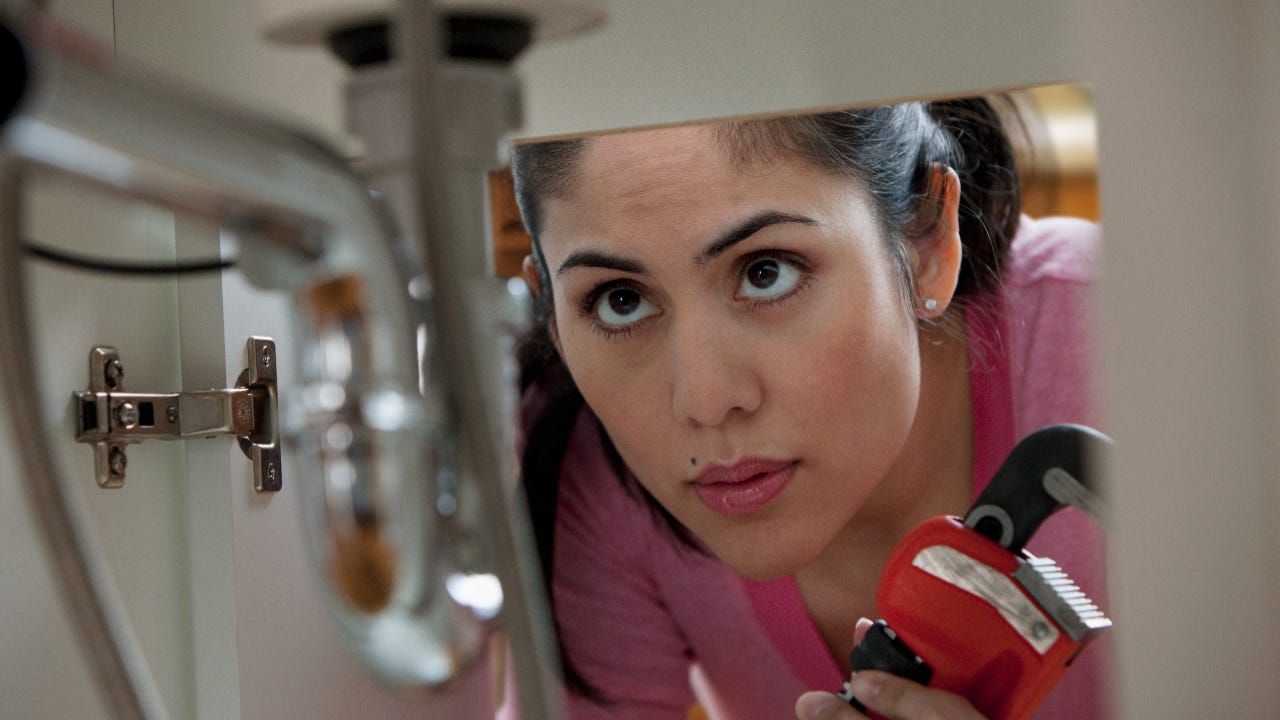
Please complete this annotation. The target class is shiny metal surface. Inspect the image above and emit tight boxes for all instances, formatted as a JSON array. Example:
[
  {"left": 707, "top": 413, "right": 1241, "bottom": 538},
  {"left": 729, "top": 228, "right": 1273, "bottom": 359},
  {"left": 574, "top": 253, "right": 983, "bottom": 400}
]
[
  {"left": 81, "top": 346, "right": 130, "bottom": 488},
  {"left": 237, "top": 336, "right": 283, "bottom": 493},
  {"left": 911, "top": 545, "right": 1061, "bottom": 655},
  {"left": 79, "top": 388, "right": 254, "bottom": 439},
  {"left": 73, "top": 338, "right": 281, "bottom": 492},
  {"left": 1013, "top": 555, "right": 1111, "bottom": 644},
  {"left": 962, "top": 503, "right": 1017, "bottom": 548},
  {"left": 1042, "top": 466, "right": 1108, "bottom": 528},
  {"left": 396, "top": 1, "right": 566, "bottom": 717}
]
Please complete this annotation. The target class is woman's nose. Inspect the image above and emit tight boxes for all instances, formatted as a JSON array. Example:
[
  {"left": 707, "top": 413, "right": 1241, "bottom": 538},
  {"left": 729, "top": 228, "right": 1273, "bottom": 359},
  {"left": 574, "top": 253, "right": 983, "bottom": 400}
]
[{"left": 668, "top": 320, "right": 762, "bottom": 428}]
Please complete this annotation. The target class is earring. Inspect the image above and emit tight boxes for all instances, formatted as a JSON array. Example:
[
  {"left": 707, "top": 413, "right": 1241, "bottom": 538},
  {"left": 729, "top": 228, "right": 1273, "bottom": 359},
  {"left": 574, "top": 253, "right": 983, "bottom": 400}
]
[{"left": 923, "top": 298, "right": 939, "bottom": 313}]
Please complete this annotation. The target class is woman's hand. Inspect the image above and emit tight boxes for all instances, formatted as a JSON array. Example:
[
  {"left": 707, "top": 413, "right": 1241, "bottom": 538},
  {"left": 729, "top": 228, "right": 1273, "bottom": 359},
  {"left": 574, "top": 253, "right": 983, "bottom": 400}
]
[
  {"left": 794, "top": 672, "right": 985, "bottom": 720},
  {"left": 793, "top": 618, "right": 986, "bottom": 720}
]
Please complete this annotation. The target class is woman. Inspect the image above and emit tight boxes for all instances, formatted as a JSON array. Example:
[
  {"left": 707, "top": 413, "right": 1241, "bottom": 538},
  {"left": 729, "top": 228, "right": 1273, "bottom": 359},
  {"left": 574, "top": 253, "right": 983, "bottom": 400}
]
[{"left": 509, "top": 98, "right": 1106, "bottom": 720}]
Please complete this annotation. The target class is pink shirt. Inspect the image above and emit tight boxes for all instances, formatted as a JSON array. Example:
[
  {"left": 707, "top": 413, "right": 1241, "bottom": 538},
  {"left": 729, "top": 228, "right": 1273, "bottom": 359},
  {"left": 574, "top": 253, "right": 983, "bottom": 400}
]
[{"left": 535, "top": 216, "right": 1109, "bottom": 720}]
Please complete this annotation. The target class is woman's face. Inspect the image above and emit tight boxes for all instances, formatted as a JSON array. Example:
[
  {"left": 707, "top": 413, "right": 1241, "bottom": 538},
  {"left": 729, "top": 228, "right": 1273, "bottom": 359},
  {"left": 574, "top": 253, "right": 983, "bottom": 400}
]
[{"left": 536, "top": 125, "right": 926, "bottom": 580}]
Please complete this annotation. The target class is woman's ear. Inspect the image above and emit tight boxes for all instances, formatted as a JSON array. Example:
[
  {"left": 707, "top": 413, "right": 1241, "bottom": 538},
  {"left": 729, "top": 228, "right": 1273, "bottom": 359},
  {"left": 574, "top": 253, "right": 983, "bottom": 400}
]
[
  {"left": 911, "top": 166, "right": 963, "bottom": 319},
  {"left": 522, "top": 254, "right": 563, "bottom": 354},
  {"left": 520, "top": 254, "right": 543, "bottom": 297}
]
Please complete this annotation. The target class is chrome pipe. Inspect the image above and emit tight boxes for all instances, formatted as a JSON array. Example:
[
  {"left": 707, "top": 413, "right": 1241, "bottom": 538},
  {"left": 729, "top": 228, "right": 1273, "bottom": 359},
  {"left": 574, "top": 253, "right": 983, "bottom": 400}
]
[
  {"left": 0, "top": 8, "right": 502, "bottom": 714},
  {"left": 397, "top": 3, "right": 567, "bottom": 718}
]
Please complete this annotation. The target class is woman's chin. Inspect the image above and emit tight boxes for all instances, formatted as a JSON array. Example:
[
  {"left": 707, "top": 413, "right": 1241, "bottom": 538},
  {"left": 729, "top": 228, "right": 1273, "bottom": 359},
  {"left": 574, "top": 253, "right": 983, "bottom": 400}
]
[{"left": 707, "top": 535, "right": 823, "bottom": 583}]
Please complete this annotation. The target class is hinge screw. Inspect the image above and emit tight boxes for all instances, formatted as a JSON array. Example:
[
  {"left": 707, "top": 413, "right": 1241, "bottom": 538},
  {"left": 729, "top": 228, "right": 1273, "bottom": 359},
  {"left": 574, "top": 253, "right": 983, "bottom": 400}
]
[
  {"left": 108, "top": 446, "right": 127, "bottom": 476},
  {"left": 167, "top": 404, "right": 178, "bottom": 424},
  {"left": 104, "top": 359, "right": 124, "bottom": 389},
  {"left": 115, "top": 402, "right": 139, "bottom": 429},
  {"left": 261, "top": 344, "right": 273, "bottom": 369}
]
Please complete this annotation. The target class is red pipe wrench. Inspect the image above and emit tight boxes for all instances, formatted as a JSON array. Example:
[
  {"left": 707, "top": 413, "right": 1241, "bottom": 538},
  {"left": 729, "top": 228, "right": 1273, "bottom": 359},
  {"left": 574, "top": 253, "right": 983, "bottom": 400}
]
[{"left": 840, "top": 424, "right": 1112, "bottom": 719}]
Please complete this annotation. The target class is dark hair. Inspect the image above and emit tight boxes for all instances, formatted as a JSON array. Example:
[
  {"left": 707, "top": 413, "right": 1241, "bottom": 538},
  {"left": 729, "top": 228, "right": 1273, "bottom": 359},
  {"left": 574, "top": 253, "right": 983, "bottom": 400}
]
[{"left": 511, "top": 96, "right": 1020, "bottom": 701}]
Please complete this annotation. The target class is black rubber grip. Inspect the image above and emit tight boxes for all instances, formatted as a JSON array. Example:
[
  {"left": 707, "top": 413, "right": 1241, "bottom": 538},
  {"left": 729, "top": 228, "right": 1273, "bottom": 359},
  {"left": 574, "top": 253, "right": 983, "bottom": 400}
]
[{"left": 845, "top": 620, "right": 932, "bottom": 712}]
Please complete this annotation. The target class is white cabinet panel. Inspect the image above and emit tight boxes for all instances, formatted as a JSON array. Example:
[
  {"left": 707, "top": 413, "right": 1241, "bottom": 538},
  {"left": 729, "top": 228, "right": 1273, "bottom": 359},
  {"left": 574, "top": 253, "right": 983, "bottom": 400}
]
[
  {"left": 2, "top": 2, "right": 125, "bottom": 715},
  {"left": 516, "top": 0, "right": 1076, "bottom": 138},
  {"left": 1077, "top": 1, "right": 1280, "bottom": 717},
  {"left": 1, "top": 169, "right": 193, "bottom": 719}
]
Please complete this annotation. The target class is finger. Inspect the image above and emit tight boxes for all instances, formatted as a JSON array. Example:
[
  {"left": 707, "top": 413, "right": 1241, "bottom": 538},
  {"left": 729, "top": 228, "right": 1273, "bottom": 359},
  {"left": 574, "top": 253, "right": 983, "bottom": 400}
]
[
  {"left": 851, "top": 617, "right": 875, "bottom": 647},
  {"left": 848, "top": 671, "right": 984, "bottom": 720},
  {"left": 795, "top": 691, "right": 867, "bottom": 720}
]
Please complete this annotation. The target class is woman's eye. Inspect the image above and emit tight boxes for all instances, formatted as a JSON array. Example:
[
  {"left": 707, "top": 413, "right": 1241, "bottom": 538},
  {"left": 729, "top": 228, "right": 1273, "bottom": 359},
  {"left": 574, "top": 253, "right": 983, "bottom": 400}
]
[
  {"left": 594, "top": 286, "right": 657, "bottom": 328},
  {"left": 738, "top": 256, "right": 803, "bottom": 300}
]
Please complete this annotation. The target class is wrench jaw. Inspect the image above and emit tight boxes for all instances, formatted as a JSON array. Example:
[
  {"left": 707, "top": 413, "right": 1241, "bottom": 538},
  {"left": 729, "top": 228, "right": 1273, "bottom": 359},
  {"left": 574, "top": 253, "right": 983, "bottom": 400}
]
[
  {"left": 843, "top": 425, "right": 1114, "bottom": 720},
  {"left": 963, "top": 424, "right": 1112, "bottom": 554},
  {"left": 1013, "top": 556, "right": 1111, "bottom": 652}
]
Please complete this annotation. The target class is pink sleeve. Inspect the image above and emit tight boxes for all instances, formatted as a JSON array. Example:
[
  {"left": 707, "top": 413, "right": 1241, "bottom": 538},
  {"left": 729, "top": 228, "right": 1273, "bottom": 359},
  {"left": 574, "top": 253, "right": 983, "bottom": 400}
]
[{"left": 549, "top": 411, "right": 697, "bottom": 719}]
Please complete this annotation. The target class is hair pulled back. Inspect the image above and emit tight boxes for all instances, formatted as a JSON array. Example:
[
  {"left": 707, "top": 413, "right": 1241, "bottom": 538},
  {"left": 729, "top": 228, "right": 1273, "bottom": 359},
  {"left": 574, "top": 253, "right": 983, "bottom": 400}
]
[
  {"left": 510, "top": 97, "right": 1020, "bottom": 701},
  {"left": 514, "top": 98, "right": 1018, "bottom": 326}
]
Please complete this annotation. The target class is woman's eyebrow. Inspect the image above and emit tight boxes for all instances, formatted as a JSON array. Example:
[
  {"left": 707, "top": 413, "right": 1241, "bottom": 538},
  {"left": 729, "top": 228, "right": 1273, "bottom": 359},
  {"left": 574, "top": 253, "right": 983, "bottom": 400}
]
[
  {"left": 696, "top": 210, "right": 818, "bottom": 265},
  {"left": 556, "top": 250, "right": 648, "bottom": 277},
  {"left": 554, "top": 211, "right": 815, "bottom": 277}
]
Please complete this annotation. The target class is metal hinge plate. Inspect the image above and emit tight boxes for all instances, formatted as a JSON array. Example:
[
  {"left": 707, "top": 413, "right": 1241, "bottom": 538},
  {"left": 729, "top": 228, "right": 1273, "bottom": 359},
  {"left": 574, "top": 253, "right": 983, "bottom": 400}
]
[{"left": 74, "top": 337, "right": 281, "bottom": 492}]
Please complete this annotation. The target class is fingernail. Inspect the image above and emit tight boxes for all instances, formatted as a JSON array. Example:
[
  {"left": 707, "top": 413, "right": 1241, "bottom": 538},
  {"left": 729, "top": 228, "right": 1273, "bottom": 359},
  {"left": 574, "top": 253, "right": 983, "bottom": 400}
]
[
  {"left": 795, "top": 691, "right": 843, "bottom": 720},
  {"left": 851, "top": 672, "right": 881, "bottom": 703}
]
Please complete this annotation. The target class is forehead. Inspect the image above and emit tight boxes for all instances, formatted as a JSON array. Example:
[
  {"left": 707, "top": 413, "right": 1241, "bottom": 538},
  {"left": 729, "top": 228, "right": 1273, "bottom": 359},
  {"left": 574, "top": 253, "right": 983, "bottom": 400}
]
[
  {"left": 542, "top": 123, "right": 839, "bottom": 247},
  {"left": 575, "top": 124, "right": 734, "bottom": 212}
]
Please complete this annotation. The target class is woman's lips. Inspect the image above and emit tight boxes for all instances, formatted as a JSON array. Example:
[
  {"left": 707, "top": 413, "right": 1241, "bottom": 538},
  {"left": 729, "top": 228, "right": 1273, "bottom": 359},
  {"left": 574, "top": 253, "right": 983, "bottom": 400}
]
[{"left": 691, "top": 458, "right": 797, "bottom": 517}]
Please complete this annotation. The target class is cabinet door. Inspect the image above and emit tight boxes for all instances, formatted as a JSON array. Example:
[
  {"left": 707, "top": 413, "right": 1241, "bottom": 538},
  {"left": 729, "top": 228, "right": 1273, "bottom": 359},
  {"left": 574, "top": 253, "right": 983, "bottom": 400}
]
[
  {"left": 0, "top": 1, "right": 490, "bottom": 718},
  {"left": 0, "top": 147, "right": 199, "bottom": 720},
  {"left": 0, "top": 0, "right": 197, "bottom": 715}
]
